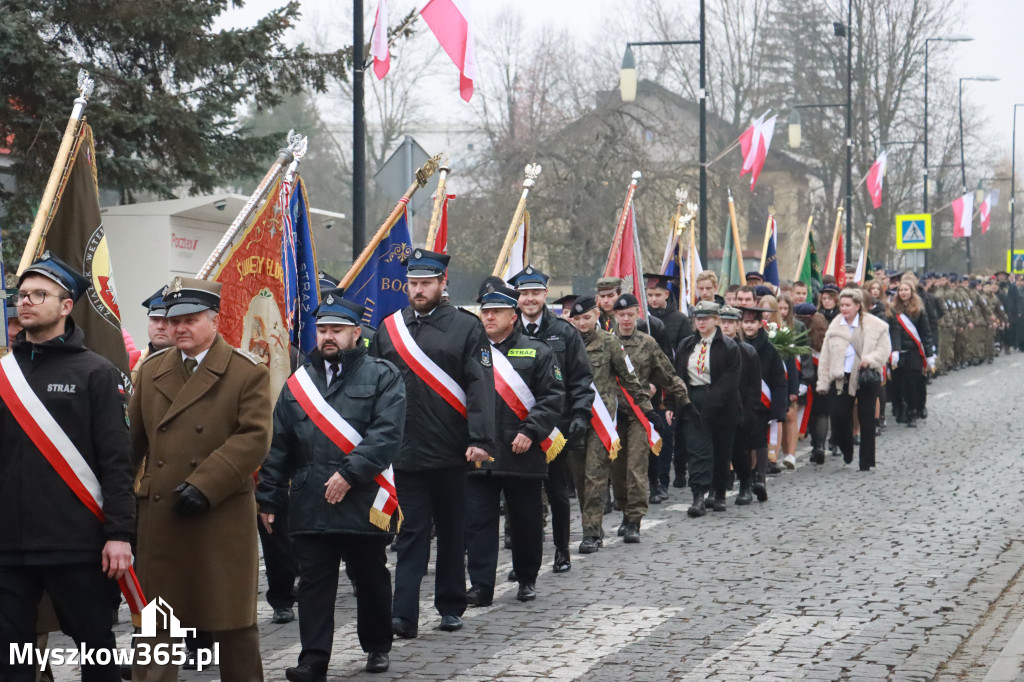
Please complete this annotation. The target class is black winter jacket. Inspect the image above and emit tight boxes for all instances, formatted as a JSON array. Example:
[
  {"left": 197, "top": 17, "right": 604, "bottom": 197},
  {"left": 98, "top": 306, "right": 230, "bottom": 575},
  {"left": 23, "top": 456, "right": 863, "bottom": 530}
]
[
  {"left": 519, "top": 307, "right": 593, "bottom": 430},
  {"left": 256, "top": 345, "right": 406, "bottom": 536},
  {"left": 0, "top": 319, "right": 135, "bottom": 564},
  {"left": 889, "top": 309, "right": 934, "bottom": 371},
  {"left": 745, "top": 327, "right": 789, "bottom": 421},
  {"left": 676, "top": 328, "right": 741, "bottom": 425},
  {"left": 734, "top": 337, "right": 762, "bottom": 428}
]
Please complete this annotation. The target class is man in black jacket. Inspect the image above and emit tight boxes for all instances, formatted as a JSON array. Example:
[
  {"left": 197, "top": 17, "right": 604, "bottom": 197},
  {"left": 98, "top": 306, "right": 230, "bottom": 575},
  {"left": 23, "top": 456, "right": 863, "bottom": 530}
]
[
  {"left": 740, "top": 306, "right": 789, "bottom": 501},
  {"left": 717, "top": 306, "right": 762, "bottom": 507},
  {"left": 370, "top": 249, "right": 495, "bottom": 637},
  {"left": 0, "top": 254, "right": 135, "bottom": 682},
  {"left": 466, "top": 282, "right": 564, "bottom": 605},
  {"left": 258, "top": 292, "right": 405, "bottom": 678},
  {"left": 675, "top": 301, "right": 741, "bottom": 517},
  {"left": 510, "top": 266, "right": 592, "bottom": 573}
]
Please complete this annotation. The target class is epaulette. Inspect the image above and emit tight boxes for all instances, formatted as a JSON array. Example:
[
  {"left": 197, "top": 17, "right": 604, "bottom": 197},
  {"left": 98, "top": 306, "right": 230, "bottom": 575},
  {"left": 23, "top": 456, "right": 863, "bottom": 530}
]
[
  {"left": 142, "top": 347, "right": 173, "bottom": 363},
  {"left": 232, "top": 347, "right": 262, "bottom": 365}
]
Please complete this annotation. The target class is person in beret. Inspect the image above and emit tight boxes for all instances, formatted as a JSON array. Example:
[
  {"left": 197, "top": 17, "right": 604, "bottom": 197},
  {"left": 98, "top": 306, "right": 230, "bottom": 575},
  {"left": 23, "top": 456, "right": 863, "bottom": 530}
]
[
  {"left": 0, "top": 253, "right": 135, "bottom": 682},
  {"left": 257, "top": 290, "right": 405, "bottom": 677},
  {"left": 130, "top": 276, "right": 273, "bottom": 681}
]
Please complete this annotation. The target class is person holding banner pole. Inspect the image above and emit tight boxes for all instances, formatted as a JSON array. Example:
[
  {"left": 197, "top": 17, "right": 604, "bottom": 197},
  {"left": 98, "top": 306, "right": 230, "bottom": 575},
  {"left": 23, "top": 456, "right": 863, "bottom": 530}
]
[{"left": 0, "top": 254, "right": 136, "bottom": 682}]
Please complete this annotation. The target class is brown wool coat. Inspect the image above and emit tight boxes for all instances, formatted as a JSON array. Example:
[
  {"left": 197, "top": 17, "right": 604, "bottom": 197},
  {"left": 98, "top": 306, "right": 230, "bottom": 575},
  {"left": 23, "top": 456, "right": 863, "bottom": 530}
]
[{"left": 129, "top": 334, "right": 272, "bottom": 631}]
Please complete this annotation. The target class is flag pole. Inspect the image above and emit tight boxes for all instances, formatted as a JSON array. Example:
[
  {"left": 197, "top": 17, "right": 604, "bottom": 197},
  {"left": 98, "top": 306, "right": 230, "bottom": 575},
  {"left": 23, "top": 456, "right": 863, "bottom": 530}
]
[
  {"left": 18, "top": 70, "right": 95, "bottom": 275},
  {"left": 340, "top": 153, "right": 442, "bottom": 289},
  {"left": 661, "top": 189, "right": 686, "bottom": 273},
  {"left": 861, "top": 222, "right": 872, "bottom": 280},
  {"left": 604, "top": 171, "right": 642, "bottom": 276},
  {"left": 492, "top": 164, "right": 541, "bottom": 276},
  {"left": 423, "top": 158, "right": 451, "bottom": 249},
  {"left": 727, "top": 189, "right": 746, "bottom": 279},
  {"left": 758, "top": 207, "right": 775, "bottom": 273},
  {"left": 196, "top": 131, "right": 307, "bottom": 279},
  {"left": 824, "top": 206, "right": 844, "bottom": 277},
  {"left": 688, "top": 211, "right": 698, "bottom": 306},
  {"left": 793, "top": 215, "right": 814, "bottom": 281}
]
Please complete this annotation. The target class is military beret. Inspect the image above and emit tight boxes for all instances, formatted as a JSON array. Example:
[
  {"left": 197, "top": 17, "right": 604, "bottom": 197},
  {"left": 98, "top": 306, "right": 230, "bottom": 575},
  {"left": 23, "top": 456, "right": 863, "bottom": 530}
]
[
  {"left": 794, "top": 302, "right": 818, "bottom": 316},
  {"left": 595, "top": 277, "right": 621, "bottom": 292},
  {"left": 612, "top": 293, "right": 640, "bottom": 311},
  {"left": 570, "top": 295, "right": 598, "bottom": 317},
  {"left": 754, "top": 285, "right": 774, "bottom": 298}
]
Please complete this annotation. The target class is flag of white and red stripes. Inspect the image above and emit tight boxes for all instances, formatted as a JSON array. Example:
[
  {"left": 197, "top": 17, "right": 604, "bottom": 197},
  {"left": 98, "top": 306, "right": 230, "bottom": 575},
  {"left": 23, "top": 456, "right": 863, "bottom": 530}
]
[
  {"left": 952, "top": 192, "right": 974, "bottom": 239},
  {"left": 866, "top": 150, "right": 887, "bottom": 209},
  {"left": 739, "top": 113, "right": 777, "bottom": 190},
  {"left": 980, "top": 189, "right": 999, "bottom": 234},
  {"left": 370, "top": 0, "right": 390, "bottom": 80},
  {"left": 420, "top": 0, "right": 477, "bottom": 101}
]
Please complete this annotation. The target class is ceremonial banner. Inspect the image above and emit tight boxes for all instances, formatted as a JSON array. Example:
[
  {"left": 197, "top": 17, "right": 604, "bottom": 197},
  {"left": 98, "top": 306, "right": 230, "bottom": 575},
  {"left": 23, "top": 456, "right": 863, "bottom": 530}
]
[
  {"left": 952, "top": 193, "right": 974, "bottom": 239},
  {"left": 347, "top": 205, "right": 414, "bottom": 328},
  {"left": 281, "top": 178, "right": 320, "bottom": 355},
  {"left": 605, "top": 205, "right": 643, "bottom": 298},
  {"left": 431, "top": 192, "right": 454, "bottom": 254},
  {"left": 39, "top": 124, "right": 132, "bottom": 391},
  {"left": 866, "top": 150, "right": 888, "bottom": 209},
  {"left": 213, "top": 177, "right": 292, "bottom": 400},
  {"left": 796, "top": 231, "right": 822, "bottom": 302},
  {"left": 495, "top": 211, "right": 529, "bottom": 281},
  {"left": 980, "top": 190, "right": 999, "bottom": 234},
  {"left": 739, "top": 113, "right": 777, "bottom": 190},
  {"left": 718, "top": 217, "right": 743, "bottom": 295},
  {"left": 762, "top": 217, "right": 780, "bottom": 288}
]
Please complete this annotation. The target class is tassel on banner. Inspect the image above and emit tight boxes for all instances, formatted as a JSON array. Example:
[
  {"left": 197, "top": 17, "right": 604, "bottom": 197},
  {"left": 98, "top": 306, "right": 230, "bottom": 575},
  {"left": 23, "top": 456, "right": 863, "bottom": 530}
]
[{"left": 545, "top": 432, "right": 567, "bottom": 463}]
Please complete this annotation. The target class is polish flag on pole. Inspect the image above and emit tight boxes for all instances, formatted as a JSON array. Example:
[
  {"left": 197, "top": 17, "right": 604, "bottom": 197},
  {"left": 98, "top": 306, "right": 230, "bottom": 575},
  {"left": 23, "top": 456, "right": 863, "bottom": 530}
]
[
  {"left": 420, "top": 0, "right": 477, "bottom": 102},
  {"left": 370, "top": 0, "right": 390, "bottom": 79},
  {"left": 980, "top": 189, "right": 999, "bottom": 234},
  {"left": 739, "top": 113, "right": 777, "bottom": 190},
  {"left": 952, "top": 192, "right": 974, "bottom": 238},
  {"left": 865, "top": 150, "right": 888, "bottom": 209},
  {"left": 430, "top": 193, "right": 455, "bottom": 254}
]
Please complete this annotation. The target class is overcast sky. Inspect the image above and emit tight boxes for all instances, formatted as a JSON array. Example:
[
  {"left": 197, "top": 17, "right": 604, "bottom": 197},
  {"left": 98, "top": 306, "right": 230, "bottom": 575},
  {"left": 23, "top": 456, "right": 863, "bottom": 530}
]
[{"left": 219, "top": 0, "right": 1023, "bottom": 158}]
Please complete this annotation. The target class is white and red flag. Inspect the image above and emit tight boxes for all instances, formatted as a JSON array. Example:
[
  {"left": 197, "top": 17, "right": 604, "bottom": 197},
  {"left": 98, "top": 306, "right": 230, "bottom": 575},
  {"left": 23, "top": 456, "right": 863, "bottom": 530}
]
[
  {"left": 739, "top": 112, "right": 777, "bottom": 190},
  {"left": 420, "top": 0, "right": 477, "bottom": 101},
  {"left": 865, "top": 150, "right": 888, "bottom": 209},
  {"left": 370, "top": 0, "right": 390, "bottom": 79},
  {"left": 980, "top": 189, "right": 999, "bottom": 234},
  {"left": 430, "top": 192, "right": 455, "bottom": 254},
  {"left": 952, "top": 192, "right": 974, "bottom": 238}
]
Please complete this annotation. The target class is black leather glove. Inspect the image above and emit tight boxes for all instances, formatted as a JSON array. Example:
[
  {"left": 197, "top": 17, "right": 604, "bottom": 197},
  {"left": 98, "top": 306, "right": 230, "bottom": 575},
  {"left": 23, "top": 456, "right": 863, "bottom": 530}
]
[
  {"left": 172, "top": 483, "right": 210, "bottom": 516},
  {"left": 644, "top": 410, "right": 668, "bottom": 436},
  {"left": 568, "top": 416, "right": 589, "bottom": 444}
]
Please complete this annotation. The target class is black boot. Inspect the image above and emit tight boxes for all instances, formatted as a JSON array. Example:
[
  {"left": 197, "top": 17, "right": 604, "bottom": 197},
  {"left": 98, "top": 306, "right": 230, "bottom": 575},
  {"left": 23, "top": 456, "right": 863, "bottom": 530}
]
[
  {"left": 809, "top": 447, "right": 825, "bottom": 465},
  {"left": 736, "top": 479, "right": 753, "bottom": 506},
  {"left": 703, "top": 493, "right": 715, "bottom": 509},
  {"left": 687, "top": 492, "right": 707, "bottom": 517},
  {"left": 752, "top": 474, "right": 768, "bottom": 502},
  {"left": 616, "top": 514, "right": 629, "bottom": 537},
  {"left": 712, "top": 491, "right": 727, "bottom": 512},
  {"left": 623, "top": 522, "right": 640, "bottom": 543}
]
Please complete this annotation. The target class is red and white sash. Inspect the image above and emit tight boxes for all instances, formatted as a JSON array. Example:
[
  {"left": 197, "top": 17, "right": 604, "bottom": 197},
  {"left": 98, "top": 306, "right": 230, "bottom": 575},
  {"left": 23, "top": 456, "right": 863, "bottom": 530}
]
[
  {"left": 896, "top": 313, "right": 926, "bottom": 363},
  {"left": 616, "top": 380, "right": 662, "bottom": 455},
  {"left": 490, "top": 347, "right": 565, "bottom": 462},
  {"left": 760, "top": 379, "right": 772, "bottom": 409},
  {"left": 797, "top": 391, "right": 814, "bottom": 436},
  {"left": 383, "top": 312, "right": 467, "bottom": 418},
  {"left": 589, "top": 383, "right": 621, "bottom": 459},
  {"left": 0, "top": 353, "right": 147, "bottom": 614},
  {"left": 285, "top": 366, "right": 402, "bottom": 532}
]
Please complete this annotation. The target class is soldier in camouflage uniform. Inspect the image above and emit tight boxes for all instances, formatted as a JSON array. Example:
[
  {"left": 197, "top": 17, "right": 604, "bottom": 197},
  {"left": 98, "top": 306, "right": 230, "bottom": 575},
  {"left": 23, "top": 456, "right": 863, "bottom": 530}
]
[
  {"left": 965, "top": 278, "right": 990, "bottom": 365},
  {"left": 933, "top": 276, "right": 958, "bottom": 375},
  {"left": 950, "top": 276, "right": 971, "bottom": 369},
  {"left": 983, "top": 279, "right": 1006, "bottom": 362},
  {"left": 610, "top": 294, "right": 690, "bottom": 543},
  {"left": 567, "top": 295, "right": 651, "bottom": 555}
]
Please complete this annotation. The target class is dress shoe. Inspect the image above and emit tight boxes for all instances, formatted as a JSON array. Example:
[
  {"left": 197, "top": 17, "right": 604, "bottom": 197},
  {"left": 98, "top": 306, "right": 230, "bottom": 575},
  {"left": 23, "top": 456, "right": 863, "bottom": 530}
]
[
  {"left": 553, "top": 549, "right": 571, "bottom": 573},
  {"left": 735, "top": 485, "right": 753, "bottom": 506},
  {"left": 439, "top": 615, "right": 463, "bottom": 632},
  {"left": 809, "top": 449, "right": 825, "bottom": 465},
  {"left": 672, "top": 476, "right": 687, "bottom": 489},
  {"left": 365, "top": 652, "right": 390, "bottom": 674},
  {"left": 391, "top": 617, "right": 418, "bottom": 639},
  {"left": 752, "top": 477, "right": 768, "bottom": 502},
  {"left": 712, "top": 493, "right": 726, "bottom": 512},
  {"left": 285, "top": 665, "right": 326, "bottom": 682},
  {"left": 516, "top": 583, "right": 537, "bottom": 601},
  {"left": 466, "top": 585, "right": 492, "bottom": 607},
  {"left": 623, "top": 522, "right": 640, "bottom": 543},
  {"left": 272, "top": 607, "right": 295, "bottom": 624},
  {"left": 578, "top": 536, "right": 601, "bottom": 554},
  {"left": 507, "top": 568, "right": 517, "bottom": 582},
  {"left": 617, "top": 515, "right": 629, "bottom": 537},
  {"left": 687, "top": 493, "right": 707, "bottom": 517}
]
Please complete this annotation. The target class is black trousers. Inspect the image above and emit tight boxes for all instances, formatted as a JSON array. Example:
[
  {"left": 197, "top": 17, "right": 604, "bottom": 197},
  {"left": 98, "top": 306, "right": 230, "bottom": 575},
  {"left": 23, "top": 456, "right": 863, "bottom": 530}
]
[
  {"left": 466, "top": 475, "right": 543, "bottom": 593},
  {"left": 724, "top": 425, "right": 752, "bottom": 492},
  {"left": 652, "top": 408, "right": 675, "bottom": 489},
  {"left": 393, "top": 466, "right": 466, "bottom": 623},
  {"left": 831, "top": 379, "right": 880, "bottom": 468},
  {"left": 291, "top": 534, "right": 392, "bottom": 672},
  {"left": 684, "top": 387, "right": 736, "bottom": 495},
  {"left": 257, "top": 505, "right": 296, "bottom": 610},
  {"left": 809, "top": 388, "right": 831, "bottom": 450},
  {"left": 0, "top": 562, "right": 121, "bottom": 682},
  {"left": 544, "top": 451, "right": 571, "bottom": 553}
]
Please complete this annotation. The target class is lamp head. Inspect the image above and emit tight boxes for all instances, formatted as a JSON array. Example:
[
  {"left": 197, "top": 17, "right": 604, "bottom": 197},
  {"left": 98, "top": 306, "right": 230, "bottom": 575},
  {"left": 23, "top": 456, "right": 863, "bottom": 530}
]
[{"left": 619, "top": 45, "right": 637, "bottom": 103}]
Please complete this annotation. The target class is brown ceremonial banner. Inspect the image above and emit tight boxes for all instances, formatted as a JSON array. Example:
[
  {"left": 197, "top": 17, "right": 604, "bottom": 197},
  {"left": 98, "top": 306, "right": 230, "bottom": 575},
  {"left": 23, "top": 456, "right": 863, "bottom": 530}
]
[
  {"left": 42, "top": 124, "right": 133, "bottom": 392},
  {"left": 212, "top": 177, "right": 291, "bottom": 401}
]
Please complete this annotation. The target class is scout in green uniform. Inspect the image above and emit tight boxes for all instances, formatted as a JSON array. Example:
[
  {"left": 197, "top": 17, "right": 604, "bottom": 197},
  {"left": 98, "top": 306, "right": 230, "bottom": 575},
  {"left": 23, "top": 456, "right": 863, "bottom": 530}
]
[
  {"left": 567, "top": 295, "right": 651, "bottom": 554},
  {"left": 595, "top": 277, "right": 621, "bottom": 333},
  {"left": 610, "top": 294, "right": 690, "bottom": 543}
]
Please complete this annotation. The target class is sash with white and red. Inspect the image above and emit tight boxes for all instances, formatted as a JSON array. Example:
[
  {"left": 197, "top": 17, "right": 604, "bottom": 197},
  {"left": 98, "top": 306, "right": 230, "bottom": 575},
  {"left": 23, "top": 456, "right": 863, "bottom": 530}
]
[
  {"left": 382, "top": 312, "right": 467, "bottom": 418},
  {"left": 760, "top": 379, "right": 772, "bottom": 409},
  {"left": 616, "top": 380, "right": 662, "bottom": 455},
  {"left": 896, "top": 313, "right": 926, "bottom": 364},
  {"left": 0, "top": 353, "right": 147, "bottom": 614},
  {"left": 490, "top": 345, "right": 566, "bottom": 462},
  {"left": 285, "top": 366, "right": 402, "bottom": 532},
  {"left": 589, "top": 383, "right": 621, "bottom": 459}
]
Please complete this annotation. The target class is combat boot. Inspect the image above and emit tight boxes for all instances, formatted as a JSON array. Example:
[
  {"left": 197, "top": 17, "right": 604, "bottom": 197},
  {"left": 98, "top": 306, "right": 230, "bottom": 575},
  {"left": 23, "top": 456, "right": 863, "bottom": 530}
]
[
  {"left": 703, "top": 493, "right": 715, "bottom": 510},
  {"left": 735, "top": 478, "right": 753, "bottom": 506},
  {"left": 579, "top": 536, "right": 601, "bottom": 554},
  {"left": 687, "top": 492, "right": 707, "bottom": 517},
  {"left": 616, "top": 515, "right": 628, "bottom": 537},
  {"left": 752, "top": 473, "right": 768, "bottom": 502},
  {"left": 623, "top": 522, "right": 640, "bottom": 543}
]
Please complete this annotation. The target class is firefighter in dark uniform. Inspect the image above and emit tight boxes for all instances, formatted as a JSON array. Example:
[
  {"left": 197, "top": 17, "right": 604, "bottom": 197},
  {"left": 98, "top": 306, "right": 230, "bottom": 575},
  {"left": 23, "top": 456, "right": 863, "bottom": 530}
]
[
  {"left": 466, "top": 282, "right": 564, "bottom": 605},
  {"left": 0, "top": 254, "right": 135, "bottom": 682},
  {"left": 257, "top": 292, "right": 405, "bottom": 678},
  {"left": 509, "top": 266, "right": 593, "bottom": 574},
  {"left": 369, "top": 249, "right": 496, "bottom": 638}
]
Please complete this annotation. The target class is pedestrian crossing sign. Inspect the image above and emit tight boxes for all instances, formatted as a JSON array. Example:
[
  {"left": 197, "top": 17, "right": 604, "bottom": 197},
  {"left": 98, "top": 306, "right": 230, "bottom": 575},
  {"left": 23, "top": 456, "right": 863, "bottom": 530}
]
[
  {"left": 895, "top": 214, "right": 932, "bottom": 250},
  {"left": 1007, "top": 250, "right": 1024, "bottom": 274}
]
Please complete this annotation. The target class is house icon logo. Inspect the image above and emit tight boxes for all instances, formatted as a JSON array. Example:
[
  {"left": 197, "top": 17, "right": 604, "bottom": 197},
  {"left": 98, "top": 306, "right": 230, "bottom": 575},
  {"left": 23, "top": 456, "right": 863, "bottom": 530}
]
[{"left": 133, "top": 597, "right": 196, "bottom": 638}]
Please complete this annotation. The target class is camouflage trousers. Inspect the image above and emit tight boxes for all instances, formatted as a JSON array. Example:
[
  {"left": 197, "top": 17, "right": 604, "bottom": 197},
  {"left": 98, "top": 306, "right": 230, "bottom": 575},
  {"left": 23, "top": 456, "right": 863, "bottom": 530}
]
[
  {"left": 938, "top": 327, "right": 954, "bottom": 373},
  {"left": 567, "top": 432, "right": 612, "bottom": 538},
  {"left": 610, "top": 414, "right": 651, "bottom": 524},
  {"left": 953, "top": 329, "right": 968, "bottom": 366}
]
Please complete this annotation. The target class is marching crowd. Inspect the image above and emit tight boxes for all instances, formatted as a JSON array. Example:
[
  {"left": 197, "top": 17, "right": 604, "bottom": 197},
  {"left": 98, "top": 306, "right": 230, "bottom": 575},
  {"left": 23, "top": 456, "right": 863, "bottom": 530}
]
[{"left": 1, "top": 248, "right": 1020, "bottom": 682}]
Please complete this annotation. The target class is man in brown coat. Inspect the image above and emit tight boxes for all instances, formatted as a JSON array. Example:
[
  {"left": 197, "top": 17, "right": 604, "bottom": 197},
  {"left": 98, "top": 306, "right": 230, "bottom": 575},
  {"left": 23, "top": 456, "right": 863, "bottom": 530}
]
[{"left": 130, "top": 277, "right": 272, "bottom": 682}]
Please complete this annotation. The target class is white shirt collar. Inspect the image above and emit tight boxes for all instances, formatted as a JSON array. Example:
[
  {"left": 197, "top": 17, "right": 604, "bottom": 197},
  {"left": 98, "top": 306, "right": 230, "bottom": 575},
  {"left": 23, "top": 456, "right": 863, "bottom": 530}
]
[
  {"left": 840, "top": 314, "right": 860, "bottom": 329},
  {"left": 181, "top": 348, "right": 211, "bottom": 366},
  {"left": 522, "top": 311, "right": 543, "bottom": 327}
]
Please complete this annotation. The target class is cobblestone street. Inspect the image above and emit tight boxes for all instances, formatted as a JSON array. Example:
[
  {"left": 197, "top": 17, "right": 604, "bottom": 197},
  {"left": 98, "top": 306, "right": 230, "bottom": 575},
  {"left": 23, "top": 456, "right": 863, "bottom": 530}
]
[{"left": 51, "top": 358, "right": 1024, "bottom": 680}]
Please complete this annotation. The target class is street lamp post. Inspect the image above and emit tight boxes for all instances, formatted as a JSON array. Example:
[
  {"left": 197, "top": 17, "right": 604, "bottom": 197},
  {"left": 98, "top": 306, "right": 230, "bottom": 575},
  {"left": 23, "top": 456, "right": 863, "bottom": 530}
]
[
  {"left": 1012, "top": 104, "right": 1024, "bottom": 261},
  {"left": 957, "top": 75, "right": 999, "bottom": 273},
  {"left": 352, "top": 0, "right": 367, "bottom": 259},
  {"left": 619, "top": 0, "right": 707, "bottom": 262}
]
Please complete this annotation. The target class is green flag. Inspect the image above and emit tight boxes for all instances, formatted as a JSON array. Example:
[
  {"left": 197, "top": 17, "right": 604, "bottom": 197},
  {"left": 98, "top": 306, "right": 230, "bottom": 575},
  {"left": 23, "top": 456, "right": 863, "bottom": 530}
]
[
  {"left": 797, "top": 231, "right": 822, "bottom": 302},
  {"left": 718, "top": 218, "right": 743, "bottom": 295}
]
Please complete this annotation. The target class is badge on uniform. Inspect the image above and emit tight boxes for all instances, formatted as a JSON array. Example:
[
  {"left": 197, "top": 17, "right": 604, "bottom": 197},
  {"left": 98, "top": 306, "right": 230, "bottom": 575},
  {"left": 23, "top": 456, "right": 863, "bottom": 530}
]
[
  {"left": 480, "top": 348, "right": 492, "bottom": 367},
  {"left": 554, "top": 366, "right": 563, "bottom": 382}
]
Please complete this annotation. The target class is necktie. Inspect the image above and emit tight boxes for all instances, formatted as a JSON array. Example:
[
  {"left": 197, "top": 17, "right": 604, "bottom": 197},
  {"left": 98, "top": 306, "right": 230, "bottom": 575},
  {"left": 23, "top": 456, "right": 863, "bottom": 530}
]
[
  {"left": 527, "top": 323, "right": 538, "bottom": 336},
  {"left": 329, "top": 362, "right": 341, "bottom": 386},
  {"left": 184, "top": 357, "right": 198, "bottom": 375}
]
